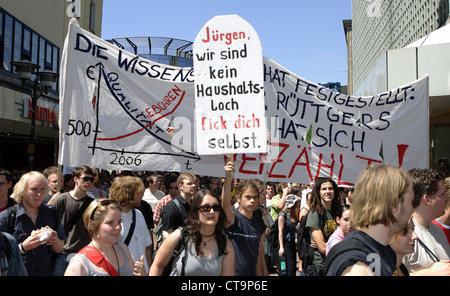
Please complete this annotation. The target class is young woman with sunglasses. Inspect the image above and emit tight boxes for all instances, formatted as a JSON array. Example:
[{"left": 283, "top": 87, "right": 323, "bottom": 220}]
[
  {"left": 149, "top": 189, "right": 235, "bottom": 276},
  {"left": 64, "top": 199, "right": 146, "bottom": 276}
]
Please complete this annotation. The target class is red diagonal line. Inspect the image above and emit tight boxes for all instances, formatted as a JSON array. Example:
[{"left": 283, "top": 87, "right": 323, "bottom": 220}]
[{"left": 97, "top": 90, "right": 185, "bottom": 141}]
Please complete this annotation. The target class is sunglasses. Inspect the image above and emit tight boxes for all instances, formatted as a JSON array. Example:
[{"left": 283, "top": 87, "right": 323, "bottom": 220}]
[
  {"left": 90, "top": 199, "right": 119, "bottom": 220},
  {"left": 81, "top": 176, "right": 96, "bottom": 182},
  {"left": 198, "top": 204, "right": 221, "bottom": 213}
]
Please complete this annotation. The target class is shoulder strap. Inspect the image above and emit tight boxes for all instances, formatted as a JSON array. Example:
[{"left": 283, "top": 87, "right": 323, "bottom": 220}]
[
  {"left": 64, "top": 196, "right": 93, "bottom": 236},
  {"left": 78, "top": 246, "right": 120, "bottom": 276},
  {"left": 7, "top": 205, "right": 16, "bottom": 235},
  {"left": 417, "top": 237, "right": 440, "bottom": 262},
  {"left": 123, "top": 209, "right": 136, "bottom": 246},
  {"left": 178, "top": 228, "right": 190, "bottom": 276},
  {"left": 173, "top": 198, "right": 182, "bottom": 214}
]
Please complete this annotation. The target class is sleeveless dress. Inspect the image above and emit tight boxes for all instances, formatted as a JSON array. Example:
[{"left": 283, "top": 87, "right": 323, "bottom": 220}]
[
  {"left": 170, "top": 238, "right": 224, "bottom": 276},
  {"left": 69, "top": 243, "right": 134, "bottom": 276}
]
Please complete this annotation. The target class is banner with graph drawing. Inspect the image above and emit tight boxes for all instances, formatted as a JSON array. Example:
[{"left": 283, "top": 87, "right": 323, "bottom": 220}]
[{"left": 59, "top": 19, "right": 429, "bottom": 184}]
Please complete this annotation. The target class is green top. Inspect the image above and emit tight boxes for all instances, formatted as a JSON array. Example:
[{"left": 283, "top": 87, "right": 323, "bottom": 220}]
[{"left": 305, "top": 209, "right": 337, "bottom": 267}]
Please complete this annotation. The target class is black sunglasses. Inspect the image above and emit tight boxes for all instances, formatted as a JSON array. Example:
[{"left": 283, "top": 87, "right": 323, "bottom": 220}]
[
  {"left": 198, "top": 204, "right": 221, "bottom": 213},
  {"left": 81, "top": 176, "right": 96, "bottom": 182},
  {"left": 90, "top": 199, "right": 119, "bottom": 220}
]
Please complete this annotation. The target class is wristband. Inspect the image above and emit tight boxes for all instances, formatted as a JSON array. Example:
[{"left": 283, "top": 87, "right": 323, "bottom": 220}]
[{"left": 19, "top": 243, "right": 26, "bottom": 253}]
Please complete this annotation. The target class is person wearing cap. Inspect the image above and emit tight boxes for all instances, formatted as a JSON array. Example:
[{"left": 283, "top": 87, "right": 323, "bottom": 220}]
[{"left": 278, "top": 194, "right": 301, "bottom": 276}]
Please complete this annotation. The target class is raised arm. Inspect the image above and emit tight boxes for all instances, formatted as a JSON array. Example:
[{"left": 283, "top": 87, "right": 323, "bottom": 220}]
[{"left": 221, "top": 155, "right": 235, "bottom": 227}]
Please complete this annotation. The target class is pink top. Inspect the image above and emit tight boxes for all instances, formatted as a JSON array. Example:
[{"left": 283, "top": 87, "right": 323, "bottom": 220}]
[{"left": 326, "top": 226, "right": 344, "bottom": 255}]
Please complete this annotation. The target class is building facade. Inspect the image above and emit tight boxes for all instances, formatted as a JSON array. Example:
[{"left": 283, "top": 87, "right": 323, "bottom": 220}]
[
  {"left": 348, "top": 0, "right": 450, "bottom": 169},
  {"left": 0, "top": 0, "right": 103, "bottom": 173},
  {"left": 352, "top": 0, "right": 450, "bottom": 90}
]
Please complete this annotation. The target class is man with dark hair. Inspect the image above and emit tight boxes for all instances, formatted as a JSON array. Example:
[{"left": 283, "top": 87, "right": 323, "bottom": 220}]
[
  {"left": 403, "top": 168, "right": 450, "bottom": 275},
  {"left": 143, "top": 174, "right": 165, "bottom": 210},
  {"left": 160, "top": 173, "right": 197, "bottom": 239},
  {"left": 48, "top": 165, "right": 96, "bottom": 275},
  {"left": 0, "top": 169, "right": 14, "bottom": 213}
]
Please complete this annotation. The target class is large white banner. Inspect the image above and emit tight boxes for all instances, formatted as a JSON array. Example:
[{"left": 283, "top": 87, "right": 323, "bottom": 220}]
[{"left": 59, "top": 19, "right": 429, "bottom": 185}]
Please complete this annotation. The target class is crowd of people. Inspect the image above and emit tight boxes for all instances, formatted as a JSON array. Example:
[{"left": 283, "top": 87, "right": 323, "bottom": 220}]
[{"left": 0, "top": 157, "right": 449, "bottom": 276}]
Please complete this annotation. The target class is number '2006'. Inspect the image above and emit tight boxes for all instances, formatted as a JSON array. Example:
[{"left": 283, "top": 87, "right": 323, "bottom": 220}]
[{"left": 110, "top": 153, "right": 142, "bottom": 166}]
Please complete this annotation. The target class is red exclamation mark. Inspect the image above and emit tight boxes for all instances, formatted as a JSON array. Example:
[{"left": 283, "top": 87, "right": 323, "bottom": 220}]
[{"left": 397, "top": 144, "right": 409, "bottom": 168}]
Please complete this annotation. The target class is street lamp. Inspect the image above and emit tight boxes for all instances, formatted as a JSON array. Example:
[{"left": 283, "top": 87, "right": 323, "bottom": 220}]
[{"left": 11, "top": 60, "right": 58, "bottom": 171}]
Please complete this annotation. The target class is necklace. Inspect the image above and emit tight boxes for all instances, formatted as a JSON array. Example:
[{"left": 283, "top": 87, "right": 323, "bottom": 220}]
[{"left": 202, "top": 236, "right": 215, "bottom": 247}]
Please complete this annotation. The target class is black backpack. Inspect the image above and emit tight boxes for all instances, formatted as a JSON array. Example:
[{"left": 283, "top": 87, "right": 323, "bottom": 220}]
[
  {"left": 153, "top": 198, "right": 182, "bottom": 249},
  {"left": 158, "top": 227, "right": 190, "bottom": 276},
  {"left": 296, "top": 210, "right": 324, "bottom": 269},
  {"left": 267, "top": 218, "right": 279, "bottom": 250}
]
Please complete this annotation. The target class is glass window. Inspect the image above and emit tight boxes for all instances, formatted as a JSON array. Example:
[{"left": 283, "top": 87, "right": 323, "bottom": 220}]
[
  {"left": 39, "top": 36, "right": 45, "bottom": 70},
  {"left": 89, "top": 1, "right": 96, "bottom": 33},
  {"left": 45, "top": 41, "right": 52, "bottom": 69},
  {"left": 31, "top": 32, "right": 39, "bottom": 65},
  {"left": 13, "top": 20, "right": 22, "bottom": 64},
  {"left": 52, "top": 45, "right": 59, "bottom": 90},
  {"left": 3, "top": 14, "right": 13, "bottom": 71},
  {"left": 23, "top": 26, "right": 31, "bottom": 60}
]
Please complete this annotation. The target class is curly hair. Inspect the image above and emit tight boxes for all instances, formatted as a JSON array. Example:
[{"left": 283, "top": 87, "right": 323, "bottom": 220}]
[
  {"left": 185, "top": 189, "right": 228, "bottom": 257},
  {"left": 109, "top": 176, "right": 144, "bottom": 208}
]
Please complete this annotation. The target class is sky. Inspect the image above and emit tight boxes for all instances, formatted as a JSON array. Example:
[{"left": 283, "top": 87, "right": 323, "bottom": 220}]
[{"left": 101, "top": 0, "right": 352, "bottom": 85}]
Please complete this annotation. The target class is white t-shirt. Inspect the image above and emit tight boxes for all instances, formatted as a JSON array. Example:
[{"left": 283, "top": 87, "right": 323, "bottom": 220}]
[
  {"left": 120, "top": 209, "right": 153, "bottom": 272},
  {"left": 403, "top": 218, "right": 450, "bottom": 272},
  {"left": 142, "top": 188, "right": 165, "bottom": 210}
]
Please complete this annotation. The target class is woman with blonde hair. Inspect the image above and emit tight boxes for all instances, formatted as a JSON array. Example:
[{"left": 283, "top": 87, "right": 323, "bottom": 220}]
[
  {"left": 389, "top": 216, "right": 417, "bottom": 276},
  {"left": 64, "top": 198, "right": 146, "bottom": 276},
  {"left": 325, "top": 165, "right": 415, "bottom": 276}
]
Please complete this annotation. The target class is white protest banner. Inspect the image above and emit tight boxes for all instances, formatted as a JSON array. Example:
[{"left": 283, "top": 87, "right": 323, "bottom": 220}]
[
  {"left": 193, "top": 15, "right": 266, "bottom": 155},
  {"left": 59, "top": 19, "right": 429, "bottom": 185},
  {"left": 262, "top": 59, "right": 429, "bottom": 184}
]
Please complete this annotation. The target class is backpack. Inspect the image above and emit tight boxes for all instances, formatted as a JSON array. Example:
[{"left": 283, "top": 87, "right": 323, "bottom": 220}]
[
  {"left": 158, "top": 227, "right": 190, "bottom": 276},
  {"left": 267, "top": 218, "right": 279, "bottom": 250},
  {"left": 153, "top": 198, "right": 182, "bottom": 249},
  {"left": 267, "top": 211, "right": 291, "bottom": 250},
  {"left": 296, "top": 210, "right": 324, "bottom": 270}
]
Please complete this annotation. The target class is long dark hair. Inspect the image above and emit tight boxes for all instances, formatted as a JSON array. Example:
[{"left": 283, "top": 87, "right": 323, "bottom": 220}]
[
  {"left": 310, "top": 177, "right": 340, "bottom": 216},
  {"left": 185, "top": 189, "right": 228, "bottom": 257}
]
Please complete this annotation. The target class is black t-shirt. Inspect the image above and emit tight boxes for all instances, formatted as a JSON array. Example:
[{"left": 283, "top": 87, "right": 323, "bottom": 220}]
[
  {"left": 325, "top": 229, "right": 396, "bottom": 276},
  {"left": 160, "top": 195, "right": 190, "bottom": 231}
]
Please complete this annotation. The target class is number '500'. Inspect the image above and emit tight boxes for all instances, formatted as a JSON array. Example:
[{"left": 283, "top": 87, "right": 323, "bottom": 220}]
[{"left": 66, "top": 119, "right": 91, "bottom": 136}]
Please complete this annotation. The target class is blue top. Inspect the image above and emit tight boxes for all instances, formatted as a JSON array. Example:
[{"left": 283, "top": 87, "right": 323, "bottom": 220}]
[
  {"left": 226, "top": 208, "right": 265, "bottom": 276},
  {"left": 0, "top": 203, "right": 65, "bottom": 276},
  {"left": 0, "top": 232, "right": 27, "bottom": 276},
  {"left": 280, "top": 211, "right": 298, "bottom": 243}
]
